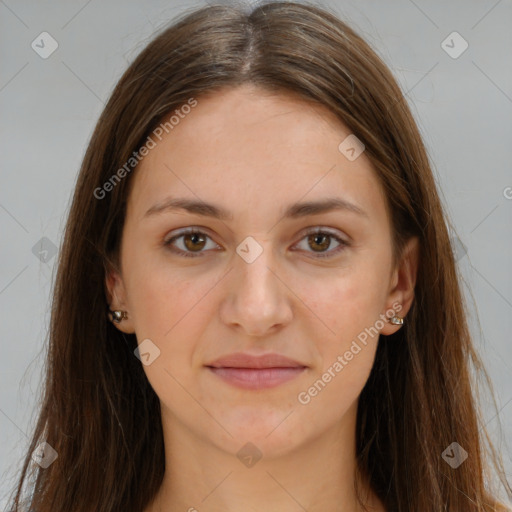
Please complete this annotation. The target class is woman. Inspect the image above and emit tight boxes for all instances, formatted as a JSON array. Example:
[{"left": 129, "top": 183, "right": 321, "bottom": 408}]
[{"left": 7, "top": 1, "right": 511, "bottom": 511}]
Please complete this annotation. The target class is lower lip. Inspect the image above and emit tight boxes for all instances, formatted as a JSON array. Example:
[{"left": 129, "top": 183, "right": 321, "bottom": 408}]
[{"left": 207, "top": 367, "right": 306, "bottom": 390}]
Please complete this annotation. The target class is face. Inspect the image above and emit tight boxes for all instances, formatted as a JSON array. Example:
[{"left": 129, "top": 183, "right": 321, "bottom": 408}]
[{"left": 106, "top": 84, "right": 418, "bottom": 458}]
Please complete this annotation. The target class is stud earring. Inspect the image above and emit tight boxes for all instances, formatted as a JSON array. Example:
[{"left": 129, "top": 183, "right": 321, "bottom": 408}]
[
  {"left": 389, "top": 315, "right": 404, "bottom": 325},
  {"left": 108, "top": 309, "right": 128, "bottom": 324}
]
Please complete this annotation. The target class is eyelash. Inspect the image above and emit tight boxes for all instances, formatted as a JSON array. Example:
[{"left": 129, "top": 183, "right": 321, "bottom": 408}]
[{"left": 163, "top": 227, "right": 349, "bottom": 259}]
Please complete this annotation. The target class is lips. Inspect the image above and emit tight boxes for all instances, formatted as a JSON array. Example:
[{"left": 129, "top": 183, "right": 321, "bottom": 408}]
[
  {"left": 205, "top": 352, "right": 307, "bottom": 390},
  {"left": 206, "top": 352, "right": 307, "bottom": 369}
]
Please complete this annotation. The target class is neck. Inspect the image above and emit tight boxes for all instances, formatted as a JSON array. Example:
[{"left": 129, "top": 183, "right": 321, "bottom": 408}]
[{"left": 147, "top": 401, "right": 384, "bottom": 512}]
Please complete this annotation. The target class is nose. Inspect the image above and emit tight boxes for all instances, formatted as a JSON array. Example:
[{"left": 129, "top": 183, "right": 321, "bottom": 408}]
[{"left": 219, "top": 238, "right": 293, "bottom": 337}]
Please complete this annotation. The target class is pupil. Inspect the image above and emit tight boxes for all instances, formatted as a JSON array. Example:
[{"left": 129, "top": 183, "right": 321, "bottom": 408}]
[
  {"left": 185, "top": 233, "right": 205, "bottom": 251},
  {"left": 310, "top": 234, "right": 329, "bottom": 252}
]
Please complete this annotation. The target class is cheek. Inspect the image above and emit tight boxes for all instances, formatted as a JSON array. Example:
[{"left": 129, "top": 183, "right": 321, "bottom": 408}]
[
  {"left": 125, "top": 267, "right": 220, "bottom": 407},
  {"left": 124, "top": 258, "right": 225, "bottom": 382},
  {"left": 295, "top": 263, "right": 388, "bottom": 403},
  {"left": 124, "top": 241, "right": 215, "bottom": 335},
  {"left": 305, "top": 264, "right": 388, "bottom": 347}
]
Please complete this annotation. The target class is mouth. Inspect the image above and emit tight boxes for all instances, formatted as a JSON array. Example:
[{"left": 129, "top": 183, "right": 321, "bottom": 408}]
[
  {"left": 206, "top": 367, "right": 307, "bottom": 390},
  {"left": 205, "top": 352, "right": 308, "bottom": 390}
]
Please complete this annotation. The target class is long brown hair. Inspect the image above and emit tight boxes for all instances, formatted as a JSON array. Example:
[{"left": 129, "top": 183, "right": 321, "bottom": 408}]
[{"left": 6, "top": 1, "right": 511, "bottom": 511}]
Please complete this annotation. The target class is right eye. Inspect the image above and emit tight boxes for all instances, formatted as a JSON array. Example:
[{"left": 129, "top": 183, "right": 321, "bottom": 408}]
[{"left": 163, "top": 228, "right": 221, "bottom": 258}]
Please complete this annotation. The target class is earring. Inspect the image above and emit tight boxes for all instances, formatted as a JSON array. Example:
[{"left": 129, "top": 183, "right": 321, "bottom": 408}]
[
  {"left": 108, "top": 308, "right": 128, "bottom": 323},
  {"left": 389, "top": 315, "right": 404, "bottom": 325}
]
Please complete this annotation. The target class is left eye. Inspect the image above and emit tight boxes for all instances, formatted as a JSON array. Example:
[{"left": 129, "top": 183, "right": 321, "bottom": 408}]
[
  {"left": 164, "top": 228, "right": 348, "bottom": 258},
  {"left": 292, "top": 229, "right": 348, "bottom": 258}
]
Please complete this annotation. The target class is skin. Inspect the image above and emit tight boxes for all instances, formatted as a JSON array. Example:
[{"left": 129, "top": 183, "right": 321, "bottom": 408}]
[{"left": 106, "top": 84, "right": 419, "bottom": 512}]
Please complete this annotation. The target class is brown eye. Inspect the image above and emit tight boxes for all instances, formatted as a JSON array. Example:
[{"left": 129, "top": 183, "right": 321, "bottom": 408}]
[
  {"left": 164, "top": 227, "right": 348, "bottom": 259},
  {"left": 293, "top": 228, "right": 348, "bottom": 259},
  {"left": 183, "top": 232, "right": 207, "bottom": 251},
  {"left": 164, "top": 229, "right": 219, "bottom": 258},
  {"left": 308, "top": 233, "right": 331, "bottom": 252}
]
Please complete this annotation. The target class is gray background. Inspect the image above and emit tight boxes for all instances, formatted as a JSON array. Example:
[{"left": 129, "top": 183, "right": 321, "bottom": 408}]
[{"left": 1, "top": 0, "right": 511, "bottom": 507}]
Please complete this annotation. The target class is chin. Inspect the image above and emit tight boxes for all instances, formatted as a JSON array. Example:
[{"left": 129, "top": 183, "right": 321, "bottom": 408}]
[{"left": 210, "top": 409, "right": 309, "bottom": 457}]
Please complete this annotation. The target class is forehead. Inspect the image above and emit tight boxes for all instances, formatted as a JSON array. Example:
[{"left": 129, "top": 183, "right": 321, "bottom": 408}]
[{"left": 127, "top": 85, "right": 387, "bottom": 223}]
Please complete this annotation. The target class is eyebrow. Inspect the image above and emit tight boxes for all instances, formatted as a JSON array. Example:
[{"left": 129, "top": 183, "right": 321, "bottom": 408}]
[{"left": 143, "top": 196, "right": 369, "bottom": 221}]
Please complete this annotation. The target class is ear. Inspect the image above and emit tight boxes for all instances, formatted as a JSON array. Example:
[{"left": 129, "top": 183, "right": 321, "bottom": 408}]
[
  {"left": 380, "top": 236, "right": 419, "bottom": 336},
  {"left": 104, "top": 263, "right": 136, "bottom": 334}
]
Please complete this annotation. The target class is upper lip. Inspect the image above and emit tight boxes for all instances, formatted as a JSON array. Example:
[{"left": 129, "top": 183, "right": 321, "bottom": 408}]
[{"left": 206, "top": 352, "right": 307, "bottom": 369}]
